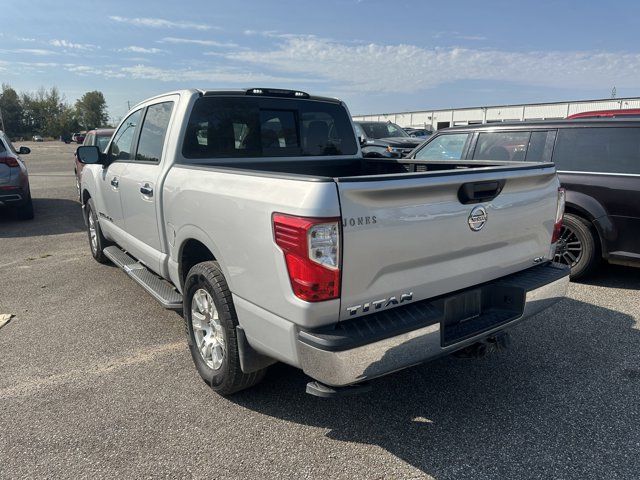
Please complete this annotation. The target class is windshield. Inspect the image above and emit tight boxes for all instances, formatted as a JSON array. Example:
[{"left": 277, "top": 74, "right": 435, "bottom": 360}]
[
  {"left": 96, "top": 134, "right": 112, "bottom": 152},
  {"left": 182, "top": 96, "right": 357, "bottom": 159},
  {"left": 358, "top": 122, "right": 409, "bottom": 139}
]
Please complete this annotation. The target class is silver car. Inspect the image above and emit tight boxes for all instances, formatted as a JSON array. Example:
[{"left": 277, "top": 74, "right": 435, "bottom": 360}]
[{"left": 0, "top": 131, "right": 33, "bottom": 220}]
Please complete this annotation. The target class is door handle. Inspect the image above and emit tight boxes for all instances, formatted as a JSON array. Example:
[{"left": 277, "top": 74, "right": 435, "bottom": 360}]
[
  {"left": 110, "top": 177, "right": 119, "bottom": 188},
  {"left": 140, "top": 184, "right": 154, "bottom": 197},
  {"left": 458, "top": 180, "right": 506, "bottom": 204}
]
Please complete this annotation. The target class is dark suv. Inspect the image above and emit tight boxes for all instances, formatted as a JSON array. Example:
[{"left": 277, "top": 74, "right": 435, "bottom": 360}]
[
  {"left": 353, "top": 121, "right": 422, "bottom": 158},
  {"left": 407, "top": 119, "right": 640, "bottom": 279}
]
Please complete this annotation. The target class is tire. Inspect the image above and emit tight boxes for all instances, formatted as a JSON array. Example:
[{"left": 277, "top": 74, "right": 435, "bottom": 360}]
[
  {"left": 85, "top": 198, "right": 110, "bottom": 264},
  {"left": 554, "top": 213, "right": 599, "bottom": 280},
  {"left": 14, "top": 191, "right": 34, "bottom": 220},
  {"left": 184, "top": 261, "right": 266, "bottom": 395}
]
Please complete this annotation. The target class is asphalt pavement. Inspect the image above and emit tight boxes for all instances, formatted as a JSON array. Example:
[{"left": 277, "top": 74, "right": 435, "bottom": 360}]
[{"left": 1, "top": 142, "right": 639, "bottom": 479}]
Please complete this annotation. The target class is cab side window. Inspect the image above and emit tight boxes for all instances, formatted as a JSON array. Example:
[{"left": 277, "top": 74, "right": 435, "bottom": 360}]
[
  {"left": 135, "top": 102, "right": 174, "bottom": 162},
  {"left": 110, "top": 110, "right": 142, "bottom": 162}
]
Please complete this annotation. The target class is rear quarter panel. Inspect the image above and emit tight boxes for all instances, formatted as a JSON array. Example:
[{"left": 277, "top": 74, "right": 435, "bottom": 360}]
[{"left": 163, "top": 166, "right": 343, "bottom": 328}]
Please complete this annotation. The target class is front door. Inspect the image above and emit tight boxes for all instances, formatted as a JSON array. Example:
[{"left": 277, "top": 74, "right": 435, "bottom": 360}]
[{"left": 98, "top": 109, "right": 142, "bottom": 236}]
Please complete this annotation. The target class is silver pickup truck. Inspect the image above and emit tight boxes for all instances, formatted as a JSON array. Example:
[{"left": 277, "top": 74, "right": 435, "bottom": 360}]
[{"left": 77, "top": 88, "right": 569, "bottom": 397}]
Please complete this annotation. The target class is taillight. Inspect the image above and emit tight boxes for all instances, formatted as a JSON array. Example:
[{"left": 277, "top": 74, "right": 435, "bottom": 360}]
[
  {"left": 0, "top": 156, "right": 19, "bottom": 167},
  {"left": 273, "top": 213, "right": 340, "bottom": 302},
  {"left": 551, "top": 188, "right": 565, "bottom": 243}
]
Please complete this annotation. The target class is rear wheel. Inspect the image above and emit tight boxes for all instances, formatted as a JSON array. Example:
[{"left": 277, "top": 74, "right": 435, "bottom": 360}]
[
  {"left": 13, "top": 190, "right": 34, "bottom": 220},
  {"left": 184, "top": 261, "right": 266, "bottom": 395},
  {"left": 554, "top": 213, "right": 599, "bottom": 280}
]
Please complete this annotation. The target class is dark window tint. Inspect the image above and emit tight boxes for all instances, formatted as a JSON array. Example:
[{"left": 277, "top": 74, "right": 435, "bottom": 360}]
[
  {"left": 525, "top": 130, "right": 556, "bottom": 162},
  {"left": 0, "top": 140, "right": 5, "bottom": 153},
  {"left": 473, "top": 131, "right": 530, "bottom": 161},
  {"left": 260, "top": 110, "right": 299, "bottom": 152},
  {"left": 414, "top": 133, "right": 470, "bottom": 160},
  {"left": 136, "top": 102, "right": 174, "bottom": 162},
  {"left": 553, "top": 127, "right": 640, "bottom": 174},
  {"left": 110, "top": 110, "right": 142, "bottom": 162},
  {"left": 182, "top": 96, "right": 357, "bottom": 159}
]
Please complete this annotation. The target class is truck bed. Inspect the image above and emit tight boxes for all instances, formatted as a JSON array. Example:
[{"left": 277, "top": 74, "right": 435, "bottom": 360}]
[{"left": 183, "top": 158, "right": 551, "bottom": 181}]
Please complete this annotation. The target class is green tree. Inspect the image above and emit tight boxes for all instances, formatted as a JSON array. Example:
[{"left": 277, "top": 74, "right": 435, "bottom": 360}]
[
  {"left": 0, "top": 84, "right": 24, "bottom": 137},
  {"left": 75, "top": 91, "right": 108, "bottom": 130}
]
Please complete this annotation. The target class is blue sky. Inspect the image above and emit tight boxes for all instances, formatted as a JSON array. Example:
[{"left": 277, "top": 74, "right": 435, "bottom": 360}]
[{"left": 1, "top": 0, "right": 640, "bottom": 121}]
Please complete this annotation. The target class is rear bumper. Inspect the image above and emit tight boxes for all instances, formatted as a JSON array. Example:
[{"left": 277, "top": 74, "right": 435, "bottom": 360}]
[
  {"left": 0, "top": 188, "right": 26, "bottom": 206},
  {"left": 297, "top": 262, "right": 570, "bottom": 386}
]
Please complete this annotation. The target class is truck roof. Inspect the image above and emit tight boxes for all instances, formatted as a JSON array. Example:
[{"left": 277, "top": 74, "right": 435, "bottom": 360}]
[{"left": 130, "top": 88, "right": 342, "bottom": 112}]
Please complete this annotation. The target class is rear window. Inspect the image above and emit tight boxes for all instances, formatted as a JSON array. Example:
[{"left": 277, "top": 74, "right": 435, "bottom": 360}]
[
  {"left": 182, "top": 96, "right": 357, "bottom": 159},
  {"left": 553, "top": 127, "right": 640, "bottom": 174}
]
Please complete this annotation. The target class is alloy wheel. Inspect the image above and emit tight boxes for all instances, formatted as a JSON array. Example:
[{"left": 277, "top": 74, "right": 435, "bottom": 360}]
[
  {"left": 88, "top": 213, "right": 98, "bottom": 254},
  {"left": 554, "top": 224, "right": 583, "bottom": 267},
  {"left": 191, "top": 288, "right": 225, "bottom": 370}
]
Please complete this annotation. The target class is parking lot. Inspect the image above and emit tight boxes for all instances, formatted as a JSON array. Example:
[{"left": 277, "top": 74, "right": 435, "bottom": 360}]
[{"left": 0, "top": 142, "right": 639, "bottom": 479}]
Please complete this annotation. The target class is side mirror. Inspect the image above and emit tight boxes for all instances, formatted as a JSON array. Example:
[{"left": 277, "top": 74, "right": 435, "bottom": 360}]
[
  {"left": 18, "top": 146, "right": 30, "bottom": 155},
  {"left": 358, "top": 135, "right": 367, "bottom": 146},
  {"left": 76, "top": 145, "right": 105, "bottom": 166}
]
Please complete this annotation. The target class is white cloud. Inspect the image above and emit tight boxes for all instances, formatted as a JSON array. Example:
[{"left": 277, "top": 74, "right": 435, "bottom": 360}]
[
  {"left": 64, "top": 64, "right": 126, "bottom": 78},
  {"left": 230, "top": 36, "right": 640, "bottom": 92},
  {"left": 109, "top": 16, "right": 214, "bottom": 30},
  {"left": 12, "top": 48, "right": 58, "bottom": 56},
  {"left": 120, "top": 46, "right": 165, "bottom": 54},
  {"left": 158, "top": 37, "right": 237, "bottom": 48},
  {"left": 50, "top": 39, "right": 98, "bottom": 50},
  {"left": 120, "top": 64, "right": 297, "bottom": 83}
]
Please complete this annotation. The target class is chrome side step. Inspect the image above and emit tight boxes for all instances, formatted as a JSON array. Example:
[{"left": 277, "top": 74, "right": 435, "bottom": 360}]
[{"left": 103, "top": 246, "right": 183, "bottom": 310}]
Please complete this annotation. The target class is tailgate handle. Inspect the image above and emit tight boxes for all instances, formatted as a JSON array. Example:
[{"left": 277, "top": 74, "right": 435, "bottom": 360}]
[{"left": 458, "top": 180, "right": 505, "bottom": 204}]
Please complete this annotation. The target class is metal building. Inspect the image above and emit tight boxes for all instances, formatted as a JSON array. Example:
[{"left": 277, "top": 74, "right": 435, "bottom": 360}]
[{"left": 352, "top": 97, "right": 640, "bottom": 131}]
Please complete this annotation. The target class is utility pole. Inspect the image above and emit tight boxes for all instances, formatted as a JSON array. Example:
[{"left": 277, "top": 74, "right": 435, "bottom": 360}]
[
  {"left": 611, "top": 86, "right": 617, "bottom": 99},
  {"left": 127, "top": 100, "right": 131, "bottom": 110}
]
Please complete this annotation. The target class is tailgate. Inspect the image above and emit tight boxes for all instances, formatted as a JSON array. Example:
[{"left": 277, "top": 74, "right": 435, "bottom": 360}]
[{"left": 336, "top": 164, "right": 559, "bottom": 320}]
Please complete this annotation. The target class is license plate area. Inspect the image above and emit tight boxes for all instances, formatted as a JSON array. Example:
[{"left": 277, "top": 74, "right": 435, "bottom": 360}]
[{"left": 440, "top": 285, "right": 525, "bottom": 347}]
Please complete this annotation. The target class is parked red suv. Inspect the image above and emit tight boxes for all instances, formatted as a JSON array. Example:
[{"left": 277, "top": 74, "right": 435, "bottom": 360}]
[
  {"left": 567, "top": 108, "right": 640, "bottom": 119},
  {"left": 74, "top": 128, "right": 114, "bottom": 200}
]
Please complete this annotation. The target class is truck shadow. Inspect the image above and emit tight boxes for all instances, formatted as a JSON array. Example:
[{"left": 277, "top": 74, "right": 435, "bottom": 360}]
[
  {"left": 578, "top": 263, "right": 640, "bottom": 290},
  {"left": 0, "top": 198, "right": 85, "bottom": 238},
  {"left": 231, "top": 297, "right": 640, "bottom": 479}
]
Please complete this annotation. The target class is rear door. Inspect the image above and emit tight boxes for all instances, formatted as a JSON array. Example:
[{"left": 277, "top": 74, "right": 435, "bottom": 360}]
[
  {"left": 336, "top": 164, "right": 559, "bottom": 320},
  {"left": 119, "top": 100, "right": 175, "bottom": 272}
]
